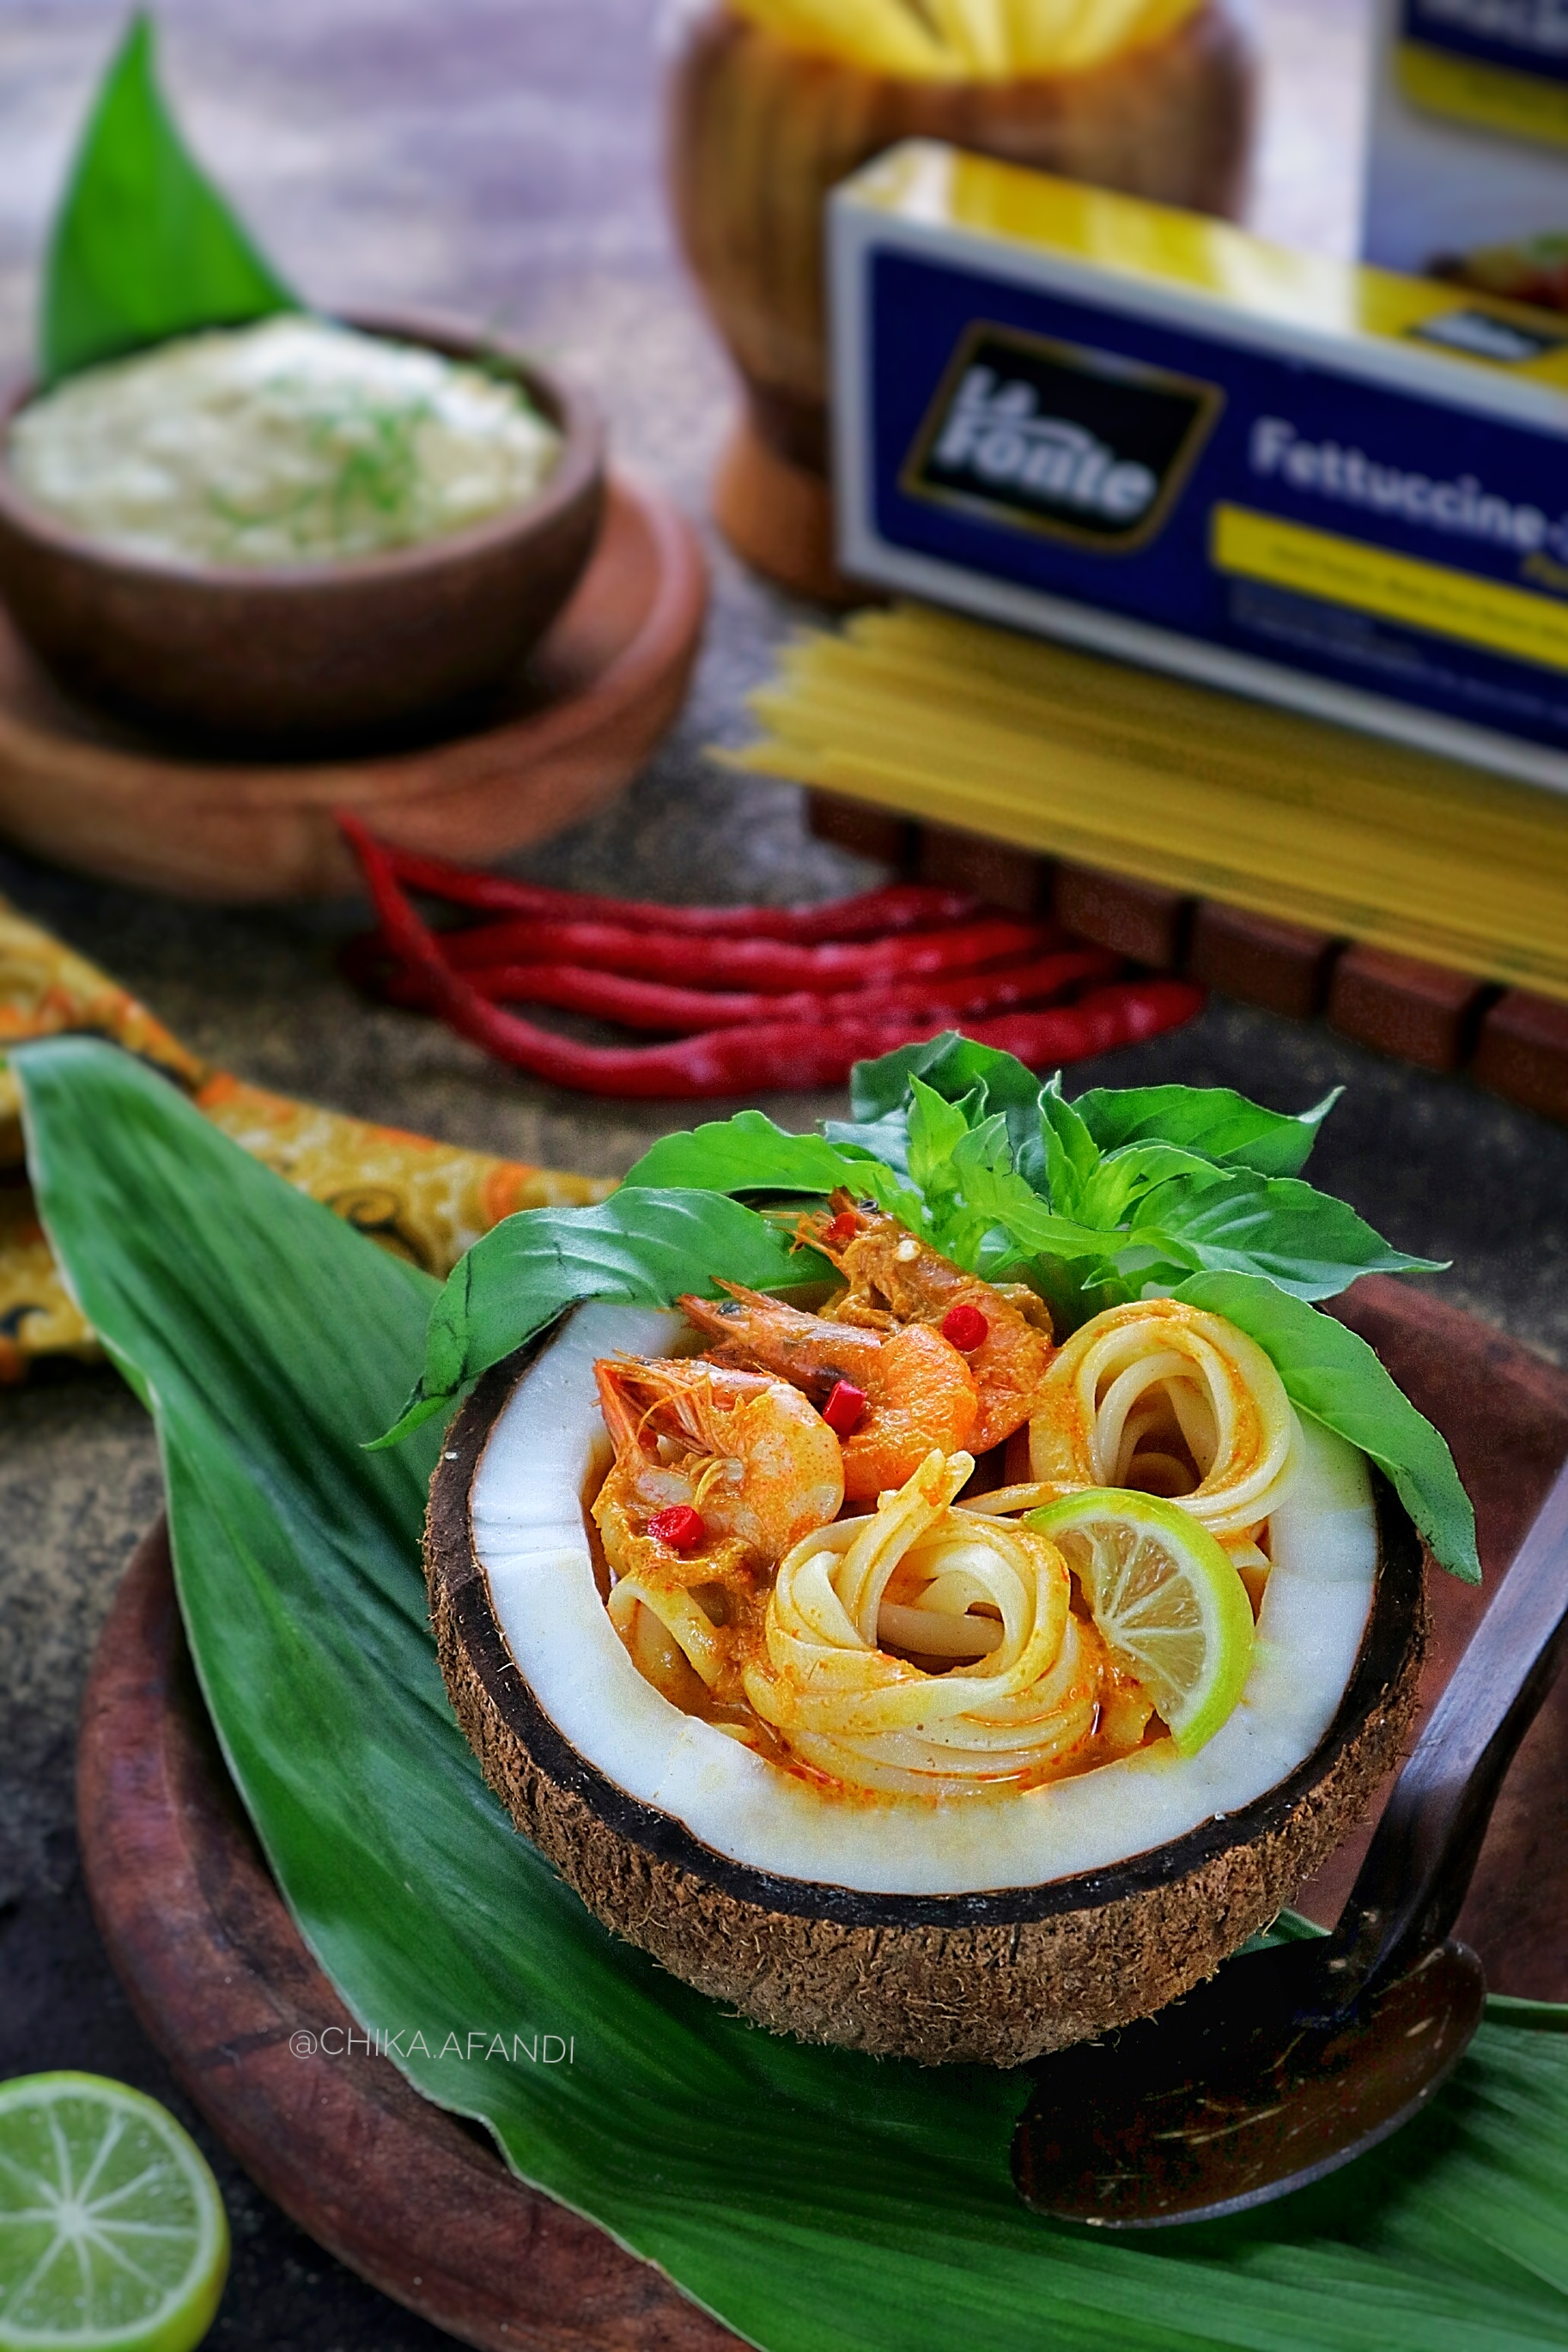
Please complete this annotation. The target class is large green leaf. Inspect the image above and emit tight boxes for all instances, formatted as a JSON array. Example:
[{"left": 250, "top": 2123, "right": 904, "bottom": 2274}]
[
  {"left": 42, "top": 15, "right": 297, "bottom": 386},
  {"left": 17, "top": 1038, "right": 1563, "bottom": 2351}
]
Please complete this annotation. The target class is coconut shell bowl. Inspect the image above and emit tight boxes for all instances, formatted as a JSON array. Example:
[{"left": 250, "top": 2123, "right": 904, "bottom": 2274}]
[
  {"left": 666, "top": 3, "right": 1255, "bottom": 601},
  {"left": 0, "top": 317, "right": 708, "bottom": 899},
  {"left": 426, "top": 1324, "right": 1427, "bottom": 2070}
]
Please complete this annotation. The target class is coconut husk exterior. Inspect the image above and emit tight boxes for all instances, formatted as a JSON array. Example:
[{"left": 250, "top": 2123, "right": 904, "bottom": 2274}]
[{"left": 425, "top": 1346, "right": 1428, "bottom": 2068}]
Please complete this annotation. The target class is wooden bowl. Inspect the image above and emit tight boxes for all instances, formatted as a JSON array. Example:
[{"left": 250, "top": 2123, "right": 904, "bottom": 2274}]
[
  {"left": 0, "top": 315, "right": 605, "bottom": 747},
  {"left": 666, "top": 3, "right": 1255, "bottom": 598},
  {"left": 0, "top": 467, "right": 706, "bottom": 900}
]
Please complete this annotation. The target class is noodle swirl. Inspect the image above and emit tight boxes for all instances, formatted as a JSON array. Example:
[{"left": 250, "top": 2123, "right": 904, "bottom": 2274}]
[
  {"left": 1027, "top": 1300, "right": 1298, "bottom": 1541},
  {"left": 744, "top": 1451, "right": 1104, "bottom": 1795}
]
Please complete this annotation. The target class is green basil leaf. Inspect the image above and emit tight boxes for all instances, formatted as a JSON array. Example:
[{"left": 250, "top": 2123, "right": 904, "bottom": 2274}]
[
  {"left": 623, "top": 1110, "right": 871, "bottom": 1198},
  {"left": 1036, "top": 1074, "right": 1100, "bottom": 1215},
  {"left": 43, "top": 15, "right": 298, "bottom": 386},
  {"left": 847, "top": 1032, "right": 966, "bottom": 1120},
  {"left": 1170, "top": 1271, "right": 1480, "bottom": 1581},
  {"left": 935, "top": 1157, "right": 1115, "bottom": 1267},
  {"left": 821, "top": 1110, "right": 913, "bottom": 1178},
  {"left": 851, "top": 1034, "right": 1043, "bottom": 1163},
  {"left": 905, "top": 1077, "right": 980, "bottom": 1202},
  {"left": 1073, "top": 1084, "right": 1340, "bottom": 1178},
  {"left": 1140, "top": 1173, "right": 1445, "bottom": 1301},
  {"left": 385, "top": 1188, "right": 828, "bottom": 1444},
  {"left": 1074, "top": 1143, "right": 1231, "bottom": 1232}
]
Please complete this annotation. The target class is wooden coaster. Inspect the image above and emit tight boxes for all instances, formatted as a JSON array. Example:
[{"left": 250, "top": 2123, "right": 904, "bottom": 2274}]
[
  {"left": 76, "top": 1277, "right": 1568, "bottom": 2349},
  {"left": 710, "top": 415, "right": 871, "bottom": 608},
  {"left": 0, "top": 471, "right": 707, "bottom": 903}
]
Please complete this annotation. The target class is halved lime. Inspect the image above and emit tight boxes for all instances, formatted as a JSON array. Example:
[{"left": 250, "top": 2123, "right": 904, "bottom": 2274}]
[
  {"left": 1026, "top": 1489, "right": 1255, "bottom": 1756},
  {"left": 0, "top": 2074, "right": 228, "bottom": 2352}
]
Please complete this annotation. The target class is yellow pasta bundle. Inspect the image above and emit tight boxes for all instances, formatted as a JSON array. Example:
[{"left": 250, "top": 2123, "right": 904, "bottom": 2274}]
[
  {"left": 1028, "top": 1300, "right": 1298, "bottom": 1543},
  {"left": 727, "top": 0, "right": 1203, "bottom": 79},
  {"left": 747, "top": 1449, "right": 1121, "bottom": 1793}
]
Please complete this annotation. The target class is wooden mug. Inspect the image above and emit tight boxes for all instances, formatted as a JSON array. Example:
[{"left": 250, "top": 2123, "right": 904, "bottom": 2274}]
[{"left": 666, "top": 3, "right": 1256, "bottom": 599}]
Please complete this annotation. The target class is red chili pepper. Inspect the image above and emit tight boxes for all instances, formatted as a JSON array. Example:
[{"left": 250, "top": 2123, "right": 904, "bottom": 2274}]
[
  {"left": 821, "top": 1380, "right": 868, "bottom": 1436},
  {"left": 823, "top": 1210, "right": 860, "bottom": 1247},
  {"left": 940, "top": 1303, "right": 989, "bottom": 1352},
  {"left": 648, "top": 1504, "right": 706, "bottom": 1550},
  {"left": 347, "top": 943, "right": 1121, "bottom": 1034},
  {"left": 374, "top": 842, "right": 984, "bottom": 941},
  {"left": 337, "top": 816, "right": 1203, "bottom": 1098},
  {"left": 436, "top": 914, "right": 1051, "bottom": 993}
]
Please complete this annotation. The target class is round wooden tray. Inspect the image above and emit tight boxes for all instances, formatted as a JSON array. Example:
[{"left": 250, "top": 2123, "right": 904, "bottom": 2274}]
[
  {"left": 0, "top": 471, "right": 707, "bottom": 903},
  {"left": 75, "top": 1278, "right": 1568, "bottom": 2349}
]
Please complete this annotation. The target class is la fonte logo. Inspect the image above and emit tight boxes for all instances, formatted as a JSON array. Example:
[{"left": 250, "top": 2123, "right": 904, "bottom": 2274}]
[{"left": 930, "top": 367, "right": 1159, "bottom": 526}]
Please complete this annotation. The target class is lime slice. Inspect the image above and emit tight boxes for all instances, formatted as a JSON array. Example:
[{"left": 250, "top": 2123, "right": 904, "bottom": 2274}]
[
  {"left": 0, "top": 2074, "right": 228, "bottom": 2352},
  {"left": 1026, "top": 1489, "right": 1255, "bottom": 1756}
]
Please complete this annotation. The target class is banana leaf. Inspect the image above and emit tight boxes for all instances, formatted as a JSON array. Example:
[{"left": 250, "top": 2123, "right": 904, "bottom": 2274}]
[
  {"left": 42, "top": 14, "right": 297, "bottom": 386},
  {"left": 17, "top": 1035, "right": 1568, "bottom": 2352}
]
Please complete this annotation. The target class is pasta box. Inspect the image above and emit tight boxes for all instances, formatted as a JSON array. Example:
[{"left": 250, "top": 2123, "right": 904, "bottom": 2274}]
[{"left": 829, "top": 139, "right": 1568, "bottom": 791}]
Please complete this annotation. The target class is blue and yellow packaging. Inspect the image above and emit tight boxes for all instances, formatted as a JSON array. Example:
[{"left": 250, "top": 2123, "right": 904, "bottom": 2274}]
[{"left": 830, "top": 141, "right": 1568, "bottom": 788}]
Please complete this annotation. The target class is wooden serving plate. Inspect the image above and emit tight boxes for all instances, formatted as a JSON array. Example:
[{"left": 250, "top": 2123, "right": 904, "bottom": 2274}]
[
  {"left": 0, "top": 471, "right": 706, "bottom": 903},
  {"left": 76, "top": 1276, "right": 1568, "bottom": 2350}
]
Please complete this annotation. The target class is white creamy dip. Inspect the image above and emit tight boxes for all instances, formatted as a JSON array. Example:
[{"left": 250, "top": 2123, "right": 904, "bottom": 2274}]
[{"left": 7, "top": 316, "right": 563, "bottom": 568}]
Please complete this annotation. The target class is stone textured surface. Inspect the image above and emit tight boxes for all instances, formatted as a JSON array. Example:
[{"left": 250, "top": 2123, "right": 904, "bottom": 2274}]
[{"left": 2, "top": 0, "right": 1566, "bottom": 2340}]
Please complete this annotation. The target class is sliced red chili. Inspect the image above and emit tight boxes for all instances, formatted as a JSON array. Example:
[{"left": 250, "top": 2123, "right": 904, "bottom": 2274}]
[
  {"left": 822, "top": 1380, "right": 868, "bottom": 1436},
  {"left": 940, "top": 1303, "right": 990, "bottom": 1352},
  {"left": 823, "top": 1210, "right": 861, "bottom": 1247},
  {"left": 648, "top": 1504, "right": 706, "bottom": 1550}
]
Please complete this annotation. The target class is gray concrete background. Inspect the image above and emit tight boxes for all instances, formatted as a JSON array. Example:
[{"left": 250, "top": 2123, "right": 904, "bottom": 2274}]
[{"left": 2, "top": 3, "right": 1566, "bottom": 2340}]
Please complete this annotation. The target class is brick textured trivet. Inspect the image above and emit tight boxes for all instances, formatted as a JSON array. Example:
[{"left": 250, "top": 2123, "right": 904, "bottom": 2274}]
[
  {"left": 805, "top": 791, "right": 915, "bottom": 870},
  {"left": 1472, "top": 992, "right": 1568, "bottom": 1122},
  {"left": 1328, "top": 946, "right": 1492, "bottom": 1073},
  {"left": 917, "top": 825, "right": 1047, "bottom": 915},
  {"left": 1052, "top": 863, "right": 1192, "bottom": 970},
  {"left": 804, "top": 795, "right": 1568, "bottom": 1128},
  {"left": 1188, "top": 903, "right": 1341, "bottom": 1021}
]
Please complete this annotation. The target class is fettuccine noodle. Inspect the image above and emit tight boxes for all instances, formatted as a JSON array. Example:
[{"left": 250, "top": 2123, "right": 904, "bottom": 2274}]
[
  {"left": 1025, "top": 1299, "right": 1298, "bottom": 1544},
  {"left": 743, "top": 1449, "right": 1124, "bottom": 1793}
]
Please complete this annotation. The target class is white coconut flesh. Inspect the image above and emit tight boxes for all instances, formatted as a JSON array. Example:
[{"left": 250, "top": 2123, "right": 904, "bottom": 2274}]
[{"left": 469, "top": 1303, "right": 1380, "bottom": 1899}]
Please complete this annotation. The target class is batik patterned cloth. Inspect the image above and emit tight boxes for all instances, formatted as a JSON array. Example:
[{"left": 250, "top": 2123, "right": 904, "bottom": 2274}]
[{"left": 0, "top": 896, "right": 611, "bottom": 1378}]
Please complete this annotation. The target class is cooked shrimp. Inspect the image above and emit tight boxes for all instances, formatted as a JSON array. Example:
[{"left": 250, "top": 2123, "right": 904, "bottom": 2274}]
[
  {"left": 593, "top": 1355, "right": 844, "bottom": 1709},
  {"left": 797, "top": 1191, "right": 1054, "bottom": 1452},
  {"left": 677, "top": 1282, "right": 978, "bottom": 1503}
]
